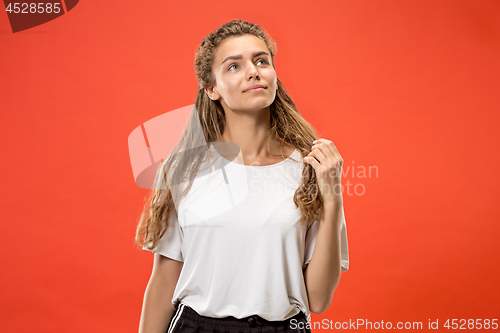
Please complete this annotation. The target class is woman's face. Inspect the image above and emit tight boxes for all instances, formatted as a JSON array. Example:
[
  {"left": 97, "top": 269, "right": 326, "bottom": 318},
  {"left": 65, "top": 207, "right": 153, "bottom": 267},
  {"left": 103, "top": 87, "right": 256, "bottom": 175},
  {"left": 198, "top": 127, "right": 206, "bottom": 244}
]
[{"left": 206, "top": 34, "right": 277, "bottom": 113}]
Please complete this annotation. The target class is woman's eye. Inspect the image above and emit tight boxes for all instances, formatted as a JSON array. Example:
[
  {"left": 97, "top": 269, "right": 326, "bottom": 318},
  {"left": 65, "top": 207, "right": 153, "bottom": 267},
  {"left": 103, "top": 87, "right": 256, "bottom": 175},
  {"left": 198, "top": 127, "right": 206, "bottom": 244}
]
[{"left": 228, "top": 59, "right": 267, "bottom": 71}]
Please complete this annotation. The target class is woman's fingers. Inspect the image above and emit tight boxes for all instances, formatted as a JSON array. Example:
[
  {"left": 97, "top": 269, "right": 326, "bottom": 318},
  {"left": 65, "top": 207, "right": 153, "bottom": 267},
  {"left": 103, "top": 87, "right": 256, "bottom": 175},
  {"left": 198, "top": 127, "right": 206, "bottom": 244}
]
[{"left": 310, "top": 138, "right": 343, "bottom": 167}]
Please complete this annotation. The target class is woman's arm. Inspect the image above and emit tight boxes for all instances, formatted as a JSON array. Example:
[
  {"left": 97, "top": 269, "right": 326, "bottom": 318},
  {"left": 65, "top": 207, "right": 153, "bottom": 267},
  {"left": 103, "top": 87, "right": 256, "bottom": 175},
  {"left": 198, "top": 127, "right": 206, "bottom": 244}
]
[
  {"left": 138, "top": 253, "right": 183, "bottom": 333},
  {"left": 303, "top": 199, "right": 343, "bottom": 314},
  {"left": 303, "top": 138, "right": 345, "bottom": 314}
]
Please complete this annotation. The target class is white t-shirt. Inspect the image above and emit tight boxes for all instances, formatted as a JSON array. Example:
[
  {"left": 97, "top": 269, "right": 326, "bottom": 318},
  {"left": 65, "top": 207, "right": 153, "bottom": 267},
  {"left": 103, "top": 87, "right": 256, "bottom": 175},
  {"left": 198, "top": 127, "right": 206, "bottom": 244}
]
[{"left": 143, "top": 143, "right": 349, "bottom": 322}]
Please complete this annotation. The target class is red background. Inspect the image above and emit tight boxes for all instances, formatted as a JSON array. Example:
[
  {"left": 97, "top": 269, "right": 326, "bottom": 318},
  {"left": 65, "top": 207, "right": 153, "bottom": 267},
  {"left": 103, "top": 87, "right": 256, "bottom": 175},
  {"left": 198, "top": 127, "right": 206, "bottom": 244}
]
[{"left": 1, "top": 1, "right": 499, "bottom": 332}]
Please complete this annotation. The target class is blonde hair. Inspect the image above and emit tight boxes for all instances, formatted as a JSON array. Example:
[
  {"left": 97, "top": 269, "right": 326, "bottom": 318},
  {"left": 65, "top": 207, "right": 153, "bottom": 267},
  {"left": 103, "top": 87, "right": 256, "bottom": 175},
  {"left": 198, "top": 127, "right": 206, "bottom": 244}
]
[{"left": 135, "top": 19, "right": 324, "bottom": 251}]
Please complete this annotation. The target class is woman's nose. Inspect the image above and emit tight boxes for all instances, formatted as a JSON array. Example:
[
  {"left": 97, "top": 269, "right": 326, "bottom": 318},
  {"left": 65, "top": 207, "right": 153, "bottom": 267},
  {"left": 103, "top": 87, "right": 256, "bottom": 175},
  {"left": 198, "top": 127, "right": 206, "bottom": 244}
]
[
  {"left": 248, "top": 69, "right": 260, "bottom": 80},
  {"left": 248, "top": 72, "right": 259, "bottom": 80},
  {"left": 247, "top": 63, "right": 260, "bottom": 80}
]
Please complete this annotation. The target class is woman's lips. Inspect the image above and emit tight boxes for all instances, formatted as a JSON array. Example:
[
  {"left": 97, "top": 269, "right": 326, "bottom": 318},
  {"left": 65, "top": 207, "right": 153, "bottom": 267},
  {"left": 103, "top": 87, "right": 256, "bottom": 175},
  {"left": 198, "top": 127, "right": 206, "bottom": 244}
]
[{"left": 245, "top": 87, "right": 266, "bottom": 92}]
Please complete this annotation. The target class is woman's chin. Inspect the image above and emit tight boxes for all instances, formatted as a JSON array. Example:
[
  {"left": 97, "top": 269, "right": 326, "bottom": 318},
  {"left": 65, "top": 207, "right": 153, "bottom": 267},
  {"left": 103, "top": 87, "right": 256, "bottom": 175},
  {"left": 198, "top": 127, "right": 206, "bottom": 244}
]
[{"left": 242, "top": 99, "right": 274, "bottom": 111}]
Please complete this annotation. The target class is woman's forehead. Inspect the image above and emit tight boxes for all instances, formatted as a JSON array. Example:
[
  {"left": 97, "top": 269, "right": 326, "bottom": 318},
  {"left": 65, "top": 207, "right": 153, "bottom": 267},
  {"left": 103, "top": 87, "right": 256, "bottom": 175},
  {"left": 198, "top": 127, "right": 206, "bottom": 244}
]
[{"left": 214, "top": 35, "right": 269, "bottom": 62}]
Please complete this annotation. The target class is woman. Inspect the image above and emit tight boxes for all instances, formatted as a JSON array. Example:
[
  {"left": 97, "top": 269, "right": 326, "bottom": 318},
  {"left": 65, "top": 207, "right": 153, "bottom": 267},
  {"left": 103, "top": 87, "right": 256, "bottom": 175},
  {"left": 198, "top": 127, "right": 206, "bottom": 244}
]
[{"left": 136, "top": 19, "right": 349, "bottom": 333}]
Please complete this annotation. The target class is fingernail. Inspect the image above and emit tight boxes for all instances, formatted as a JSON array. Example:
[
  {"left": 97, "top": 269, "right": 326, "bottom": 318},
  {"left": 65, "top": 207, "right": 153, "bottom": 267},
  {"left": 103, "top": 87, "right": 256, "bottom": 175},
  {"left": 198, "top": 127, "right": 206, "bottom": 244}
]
[{"left": 312, "top": 140, "right": 317, "bottom": 144}]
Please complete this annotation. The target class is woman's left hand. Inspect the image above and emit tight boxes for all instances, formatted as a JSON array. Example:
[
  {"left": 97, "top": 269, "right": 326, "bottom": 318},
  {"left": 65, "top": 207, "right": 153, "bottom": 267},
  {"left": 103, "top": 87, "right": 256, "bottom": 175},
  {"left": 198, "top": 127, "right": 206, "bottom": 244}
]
[{"left": 304, "top": 138, "right": 344, "bottom": 203}]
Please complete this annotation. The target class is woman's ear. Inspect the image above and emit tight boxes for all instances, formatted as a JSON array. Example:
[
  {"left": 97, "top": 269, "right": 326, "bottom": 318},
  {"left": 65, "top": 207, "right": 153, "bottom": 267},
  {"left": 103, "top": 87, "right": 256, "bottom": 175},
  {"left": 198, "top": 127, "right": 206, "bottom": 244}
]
[{"left": 205, "top": 86, "right": 220, "bottom": 101}]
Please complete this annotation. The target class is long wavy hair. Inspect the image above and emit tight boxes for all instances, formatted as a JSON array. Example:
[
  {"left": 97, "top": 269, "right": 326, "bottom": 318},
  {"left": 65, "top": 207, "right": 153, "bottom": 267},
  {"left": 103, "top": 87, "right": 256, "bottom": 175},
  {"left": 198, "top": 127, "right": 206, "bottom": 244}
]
[{"left": 135, "top": 19, "right": 325, "bottom": 251}]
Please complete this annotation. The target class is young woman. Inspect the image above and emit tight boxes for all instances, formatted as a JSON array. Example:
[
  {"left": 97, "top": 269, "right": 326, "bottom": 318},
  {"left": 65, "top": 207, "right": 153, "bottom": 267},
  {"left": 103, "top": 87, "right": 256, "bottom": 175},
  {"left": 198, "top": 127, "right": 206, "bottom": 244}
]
[{"left": 136, "top": 19, "right": 349, "bottom": 333}]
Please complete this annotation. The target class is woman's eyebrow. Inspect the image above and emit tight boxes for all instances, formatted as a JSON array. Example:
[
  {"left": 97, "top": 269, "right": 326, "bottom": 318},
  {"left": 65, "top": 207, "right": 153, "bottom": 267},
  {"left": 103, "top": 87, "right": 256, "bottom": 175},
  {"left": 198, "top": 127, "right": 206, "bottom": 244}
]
[{"left": 221, "top": 51, "right": 270, "bottom": 66}]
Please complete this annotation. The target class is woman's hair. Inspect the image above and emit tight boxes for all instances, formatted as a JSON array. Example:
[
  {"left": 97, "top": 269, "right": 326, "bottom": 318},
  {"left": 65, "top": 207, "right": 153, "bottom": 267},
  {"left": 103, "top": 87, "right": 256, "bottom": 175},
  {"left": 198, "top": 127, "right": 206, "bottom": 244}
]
[{"left": 135, "top": 19, "right": 324, "bottom": 251}]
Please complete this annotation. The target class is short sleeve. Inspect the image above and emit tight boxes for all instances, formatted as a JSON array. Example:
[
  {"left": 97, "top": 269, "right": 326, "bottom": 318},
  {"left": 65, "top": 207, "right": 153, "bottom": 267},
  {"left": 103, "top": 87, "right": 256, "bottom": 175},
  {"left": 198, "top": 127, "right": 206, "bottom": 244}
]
[
  {"left": 142, "top": 209, "right": 184, "bottom": 262},
  {"left": 141, "top": 160, "right": 184, "bottom": 262},
  {"left": 303, "top": 206, "right": 349, "bottom": 272}
]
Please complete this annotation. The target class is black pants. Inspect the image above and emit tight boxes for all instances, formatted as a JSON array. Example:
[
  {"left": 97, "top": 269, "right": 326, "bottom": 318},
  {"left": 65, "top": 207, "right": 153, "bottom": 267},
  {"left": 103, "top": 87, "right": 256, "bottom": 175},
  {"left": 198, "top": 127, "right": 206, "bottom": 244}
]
[{"left": 167, "top": 302, "right": 312, "bottom": 333}]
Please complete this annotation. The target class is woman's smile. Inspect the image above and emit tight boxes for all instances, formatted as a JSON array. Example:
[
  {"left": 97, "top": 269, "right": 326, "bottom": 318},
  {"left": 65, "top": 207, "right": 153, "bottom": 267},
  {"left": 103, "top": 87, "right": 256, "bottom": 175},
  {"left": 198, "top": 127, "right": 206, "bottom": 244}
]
[{"left": 244, "top": 87, "right": 266, "bottom": 93}]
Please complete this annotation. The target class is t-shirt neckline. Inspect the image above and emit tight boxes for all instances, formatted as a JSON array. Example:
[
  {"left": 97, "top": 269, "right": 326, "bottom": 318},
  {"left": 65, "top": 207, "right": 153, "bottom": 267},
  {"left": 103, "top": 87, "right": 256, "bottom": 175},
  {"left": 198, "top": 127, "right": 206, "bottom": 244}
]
[{"left": 209, "top": 142, "right": 299, "bottom": 168}]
